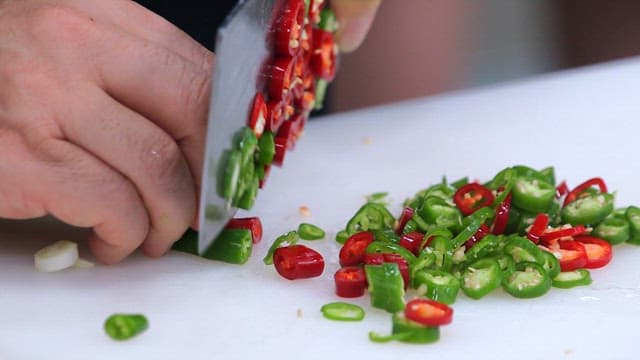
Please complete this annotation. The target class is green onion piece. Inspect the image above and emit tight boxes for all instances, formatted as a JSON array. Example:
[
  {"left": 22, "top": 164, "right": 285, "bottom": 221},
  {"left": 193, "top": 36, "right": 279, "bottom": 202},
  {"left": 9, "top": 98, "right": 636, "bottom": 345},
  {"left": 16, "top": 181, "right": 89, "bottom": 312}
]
[
  {"left": 104, "top": 314, "right": 148, "bottom": 341},
  {"left": 263, "top": 231, "right": 299, "bottom": 265},
  {"left": 298, "top": 223, "right": 326, "bottom": 240},
  {"left": 320, "top": 302, "right": 365, "bottom": 321}
]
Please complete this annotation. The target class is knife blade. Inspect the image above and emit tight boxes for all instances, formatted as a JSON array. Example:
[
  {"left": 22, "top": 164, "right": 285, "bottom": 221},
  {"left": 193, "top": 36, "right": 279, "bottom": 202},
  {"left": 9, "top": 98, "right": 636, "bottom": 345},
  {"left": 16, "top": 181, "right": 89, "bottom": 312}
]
[{"left": 198, "top": 0, "right": 281, "bottom": 254}]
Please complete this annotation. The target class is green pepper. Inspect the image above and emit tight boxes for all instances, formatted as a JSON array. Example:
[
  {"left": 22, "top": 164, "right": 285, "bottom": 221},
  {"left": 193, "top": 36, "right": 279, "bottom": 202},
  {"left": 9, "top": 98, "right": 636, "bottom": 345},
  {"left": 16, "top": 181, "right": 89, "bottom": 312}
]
[
  {"left": 539, "top": 166, "right": 556, "bottom": 185},
  {"left": 371, "top": 228, "right": 400, "bottom": 243},
  {"left": 450, "top": 207, "right": 493, "bottom": 249},
  {"left": 335, "top": 229, "right": 350, "bottom": 244},
  {"left": 365, "top": 263, "right": 405, "bottom": 313},
  {"left": 503, "top": 235, "right": 545, "bottom": 265},
  {"left": 413, "top": 269, "right": 460, "bottom": 305},
  {"left": 461, "top": 258, "right": 502, "bottom": 300},
  {"left": 494, "top": 253, "right": 515, "bottom": 276},
  {"left": 428, "top": 236, "right": 453, "bottom": 272},
  {"left": 501, "top": 261, "right": 551, "bottom": 299},
  {"left": 298, "top": 223, "right": 326, "bottom": 240},
  {"left": 411, "top": 212, "right": 431, "bottom": 232},
  {"left": 366, "top": 241, "right": 417, "bottom": 263},
  {"left": 504, "top": 205, "right": 523, "bottom": 234},
  {"left": 219, "top": 149, "right": 241, "bottom": 201},
  {"left": 401, "top": 219, "right": 418, "bottom": 234},
  {"left": 314, "top": 79, "right": 328, "bottom": 111},
  {"left": 104, "top": 314, "right": 149, "bottom": 341},
  {"left": 463, "top": 234, "right": 504, "bottom": 265},
  {"left": 540, "top": 249, "right": 561, "bottom": 279},
  {"left": 450, "top": 176, "right": 469, "bottom": 190},
  {"left": 546, "top": 200, "right": 562, "bottom": 227},
  {"left": 256, "top": 131, "right": 275, "bottom": 165},
  {"left": 368, "top": 313, "right": 440, "bottom": 344},
  {"left": 511, "top": 176, "right": 556, "bottom": 213},
  {"left": 234, "top": 127, "right": 258, "bottom": 166},
  {"left": 405, "top": 183, "right": 455, "bottom": 209},
  {"left": 552, "top": 269, "right": 593, "bottom": 289},
  {"left": 593, "top": 216, "right": 630, "bottom": 245},
  {"left": 318, "top": 7, "right": 338, "bottom": 33},
  {"left": 512, "top": 165, "right": 554, "bottom": 185},
  {"left": 418, "top": 196, "right": 462, "bottom": 234},
  {"left": 235, "top": 175, "right": 259, "bottom": 210},
  {"left": 625, "top": 206, "right": 640, "bottom": 245},
  {"left": 203, "top": 228, "right": 253, "bottom": 264},
  {"left": 485, "top": 167, "right": 517, "bottom": 191},
  {"left": 366, "top": 192, "right": 389, "bottom": 204},
  {"left": 263, "top": 231, "right": 298, "bottom": 265},
  {"left": 320, "top": 302, "right": 365, "bottom": 321},
  {"left": 171, "top": 228, "right": 199, "bottom": 255},
  {"left": 346, "top": 203, "right": 395, "bottom": 234},
  {"left": 409, "top": 251, "right": 436, "bottom": 285},
  {"left": 561, "top": 193, "right": 614, "bottom": 226}
]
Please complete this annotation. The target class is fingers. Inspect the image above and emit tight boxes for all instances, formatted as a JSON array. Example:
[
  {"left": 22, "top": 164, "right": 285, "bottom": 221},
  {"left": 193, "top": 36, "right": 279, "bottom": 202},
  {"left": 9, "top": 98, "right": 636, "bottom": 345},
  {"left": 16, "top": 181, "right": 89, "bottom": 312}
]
[
  {"left": 58, "top": 85, "right": 196, "bottom": 258},
  {"left": 330, "top": 0, "right": 382, "bottom": 52},
  {"left": 32, "top": 138, "right": 150, "bottom": 264}
]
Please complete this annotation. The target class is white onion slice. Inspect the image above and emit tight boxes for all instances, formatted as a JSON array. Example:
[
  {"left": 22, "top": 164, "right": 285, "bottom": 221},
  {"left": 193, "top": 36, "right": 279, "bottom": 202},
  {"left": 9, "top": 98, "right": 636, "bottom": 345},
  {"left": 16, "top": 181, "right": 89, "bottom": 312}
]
[{"left": 34, "top": 240, "right": 79, "bottom": 272}]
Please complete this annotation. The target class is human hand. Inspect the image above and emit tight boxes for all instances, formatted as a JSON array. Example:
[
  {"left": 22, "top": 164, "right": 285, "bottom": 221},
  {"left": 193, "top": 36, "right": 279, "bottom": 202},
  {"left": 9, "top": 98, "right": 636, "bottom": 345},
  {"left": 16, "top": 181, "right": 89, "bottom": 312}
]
[
  {"left": 0, "top": 0, "right": 212, "bottom": 264},
  {"left": 330, "top": 0, "right": 382, "bottom": 52}
]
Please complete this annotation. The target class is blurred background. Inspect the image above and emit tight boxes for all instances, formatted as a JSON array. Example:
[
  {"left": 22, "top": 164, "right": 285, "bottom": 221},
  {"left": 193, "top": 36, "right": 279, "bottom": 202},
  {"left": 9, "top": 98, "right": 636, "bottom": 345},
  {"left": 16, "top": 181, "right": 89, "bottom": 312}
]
[{"left": 327, "top": 0, "right": 640, "bottom": 112}]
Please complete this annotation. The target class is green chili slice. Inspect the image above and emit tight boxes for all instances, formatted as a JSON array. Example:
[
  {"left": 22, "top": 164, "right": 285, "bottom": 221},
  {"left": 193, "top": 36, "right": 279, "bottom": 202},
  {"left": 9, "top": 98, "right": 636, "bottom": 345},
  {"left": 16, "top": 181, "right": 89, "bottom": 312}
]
[
  {"left": 504, "top": 235, "right": 546, "bottom": 265},
  {"left": 256, "top": 131, "right": 275, "bottom": 165},
  {"left": 321, "top": 302, "right": 365, "bottom": 321},
  {"left": 593, "top": 217, "right": 630, "bottom": 245},
  {"left": 561, "top": 193, "right": 614, "bottom": 226},
  {"left": 461, "top": 258, "right": 502, "bottom": 300},
  {"left": 203, "top": 228, "right": 253, "bottom": 264},
  {"left": 540, "top": 250, "right": 561, "bottom": 279},
  {"left": 365, "top": 263, "right": 405, "bottom": 313},
  {"left": 298, "top": 223, "right": 326, "bottom": 240},
  {"left": 104, "top": 314, "right": 148, "bottom": 341},
  {"left": 335, "top": 229, "right": 350, "bottom": 244},
  {"left": 512, "top": 176, "right": 556, "bottom": 213},
  {"left": 366, "top": 192, "right": 389, "bottom": 204},
  {"left": 450, "top": 207, "right": 493, "bottom": 249},
  {"left": 413, "top": 269, "right": 461, "bottom": 305},
  {"left": 501, "top": 261, "right": 551, "bottom": 299},
  {"left": 346, "top": 203, "right": 395, "bottom": 234},
  {"left": 552, "top": 269, "right": 593, "bottom": 289},
  {"left": 391, "top": 313, "right": 440, "bottom": 344},
  {"left": 263, "top": 231, "right": 298, "bottom": 265}
]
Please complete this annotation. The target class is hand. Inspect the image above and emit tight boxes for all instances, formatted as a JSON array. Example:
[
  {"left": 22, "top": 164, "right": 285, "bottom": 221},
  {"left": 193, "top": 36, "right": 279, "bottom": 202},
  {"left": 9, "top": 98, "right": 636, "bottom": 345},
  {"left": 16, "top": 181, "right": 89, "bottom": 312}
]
[
  {"left": 0, "top": 0, "right": 212, "bottom": 264},
  {"left": 330, "top": 0, "right": 382, "bottom": 52}
]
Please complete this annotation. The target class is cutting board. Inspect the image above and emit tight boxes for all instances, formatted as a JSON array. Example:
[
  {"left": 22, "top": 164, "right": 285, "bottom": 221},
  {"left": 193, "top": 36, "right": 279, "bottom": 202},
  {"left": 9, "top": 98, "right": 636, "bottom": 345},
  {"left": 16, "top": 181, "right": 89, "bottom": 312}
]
[{"left": 3, "top": 57, "right": 640, "bottom": 360}]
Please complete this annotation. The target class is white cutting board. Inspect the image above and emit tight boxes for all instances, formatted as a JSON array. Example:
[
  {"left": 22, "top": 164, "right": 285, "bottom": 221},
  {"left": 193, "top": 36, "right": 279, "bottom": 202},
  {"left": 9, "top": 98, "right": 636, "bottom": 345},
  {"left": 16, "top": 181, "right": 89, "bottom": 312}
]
[{"left": 3, "top": 57, "right": 640, "bottom": 360}]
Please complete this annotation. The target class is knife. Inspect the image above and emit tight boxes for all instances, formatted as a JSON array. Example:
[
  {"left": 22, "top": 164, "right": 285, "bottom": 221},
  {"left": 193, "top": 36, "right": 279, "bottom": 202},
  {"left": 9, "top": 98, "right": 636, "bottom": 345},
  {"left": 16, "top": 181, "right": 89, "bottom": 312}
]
[{"left": 198, "top": 0, "right": 282, "bottom": 254}]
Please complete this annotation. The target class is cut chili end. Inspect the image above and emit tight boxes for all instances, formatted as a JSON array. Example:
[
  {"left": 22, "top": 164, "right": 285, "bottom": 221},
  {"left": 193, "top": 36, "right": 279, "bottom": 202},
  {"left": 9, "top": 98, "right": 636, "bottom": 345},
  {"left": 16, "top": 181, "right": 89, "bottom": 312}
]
[
  {"left": 334, "top": 267, "right": 367, "bottom": 298},
  {"left": 248, "top": 92, "right": 267, "bottom": 138}
]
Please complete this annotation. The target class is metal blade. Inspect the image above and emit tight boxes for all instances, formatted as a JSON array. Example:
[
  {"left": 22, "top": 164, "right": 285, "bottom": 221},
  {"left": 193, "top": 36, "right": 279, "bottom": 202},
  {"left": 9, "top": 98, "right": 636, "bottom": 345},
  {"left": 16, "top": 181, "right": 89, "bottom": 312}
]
[{"left": 198, "top": 0, "right": 280, "bottom": 254}]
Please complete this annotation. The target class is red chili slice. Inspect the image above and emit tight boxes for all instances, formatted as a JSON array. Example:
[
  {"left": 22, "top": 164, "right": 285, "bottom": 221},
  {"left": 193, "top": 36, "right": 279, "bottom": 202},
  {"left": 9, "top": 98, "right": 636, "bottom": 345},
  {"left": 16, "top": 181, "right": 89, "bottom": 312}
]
[
  {"left": 453, "top": 183, "right": 495, "bottom": 216},
  {"left": 266, "top": 99, "right": 286, "bottom": 132},
  {"left": 492, "top": 192, "right": 512, "bottom": 235},
  {"left": 339, "top": 231, "right": 374, "bottom": 267},
  {"left": 225, "top": 217, "right": 263, "bottom": 244},
  {"left": 289, "top": 112, "right": 307, "bottom": 137},
  {"left": 363, "top": 253, "right": 384, "bottom": 265},
  {"left": 308, "top": 0, "right": 325, "bottom": 25},
  {"left": 269, "top": 57, "right": 296, "bottom": 101},
  {"left": 563, "top": 177, "right": 608, "bottom": 207},
  {"left": 271, "top": 136, "right": 288, "bottom": 167},
  {"left": 556, "top": 181, "right": 569, "bottom": 199},
  {"left": 540, "top": 225, "right": 587, "bottom": 244},
  {"left": 396, "top": 207, "right": 415, "bottom": 235},
  {"left": 556, "top": 240, "right": 588, "bottom": 272},
  {"left": 382, "top": 253, "right": 411, "bottom": 289},
  {"left": 526, "top": 213, "right": 549, "bottom": 244},
  {"left": 276, "top": 120, "right": 296, "bottom": 151},
  {"left": 273, "top": 244, "right": 324, "bottom": 280},
  {"left": 334, "top": 266, "right": 366, "bottom": 298},
  {"left": 259, "top": 165, "right": 271, "bottom": 189},
  {"left": 274, "top": 0, "right": 304, "bottom": 56},
  {"left": 574, "top": 236, "right": 613, "bottom": 269},
  {"left": 399, "top": 231, "right": 424, "bottom": 256},
  {"left": 465, "top": 224, "right": 490, "bottom": 250},
  {"left": 310, "top": 29, "right": 337, "bottom": 81},
  {"left": 405, "top": 298, "right": 453, "bottom": 327},
  {"left": 248, "top": 92, "right": 267, "bottom": 138}
]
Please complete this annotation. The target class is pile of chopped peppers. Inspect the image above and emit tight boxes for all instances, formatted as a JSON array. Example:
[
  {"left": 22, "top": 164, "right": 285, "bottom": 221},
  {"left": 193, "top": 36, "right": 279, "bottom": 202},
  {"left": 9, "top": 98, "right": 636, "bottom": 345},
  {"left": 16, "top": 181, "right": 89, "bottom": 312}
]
[{"left": 318, "top": 165, "right": 638, "bottom": 344}]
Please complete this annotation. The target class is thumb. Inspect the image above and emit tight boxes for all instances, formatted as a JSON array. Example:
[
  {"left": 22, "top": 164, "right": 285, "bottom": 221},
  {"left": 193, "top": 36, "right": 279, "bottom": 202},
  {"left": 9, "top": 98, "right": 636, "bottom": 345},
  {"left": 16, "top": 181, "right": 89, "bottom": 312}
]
[{"left": 330, "top": 0, "right": 382, "bottom": 53}]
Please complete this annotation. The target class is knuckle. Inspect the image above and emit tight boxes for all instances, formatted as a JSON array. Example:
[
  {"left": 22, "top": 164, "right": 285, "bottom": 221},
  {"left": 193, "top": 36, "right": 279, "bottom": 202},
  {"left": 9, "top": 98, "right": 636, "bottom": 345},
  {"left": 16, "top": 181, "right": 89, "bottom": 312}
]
[
  {"left": 180, "top": 65, "right": 211, "bottom": 124},
  {"left": 27, "top": 4, "right": 95, "bottom": 45},
  {"left": 140, "top": 135, "right": 189, "bottom": 190}
]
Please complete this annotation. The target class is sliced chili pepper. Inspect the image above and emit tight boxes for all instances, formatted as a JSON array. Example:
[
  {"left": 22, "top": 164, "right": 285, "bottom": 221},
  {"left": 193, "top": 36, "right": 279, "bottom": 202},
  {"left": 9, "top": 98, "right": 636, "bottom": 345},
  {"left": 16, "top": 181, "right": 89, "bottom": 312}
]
[
  {"left": 269, "top": 57, "right": 296, "bottom": 100},
  {"left": 271, "top": 136, "right": 288, "bottom": 167},
  {"left": 104, "top": 314, "right": 148, "bottom": 341},
  {"left": 465, "top": 224, "right": 490, "bottom": 250},
  {"left": 512, "top": 176, "right": 556, "bottom": 213},
  {"left": 339, "top": 231, "right": 374, "bottom": 266},
  {"left": 540, "top": 225, "right": 587, "bottom": 244},
  {"left": 399, "top": 231, "right": 424, "bottom": 256},
  {"left": 556, "top": 240, "right": 587, "bottom": 272},
  {"left": 248, "top": 92, "right": 267, "bottom": 138},
  {"left": 308, "top": 0, "right": 326, "bottom": 25},
  {"left": 409, "top": 251, "right": 436, "bottom": 286},
  {"left": 413, "top": 269, "right": 461, "bottom": 305},
  {"left": 593, "top": 217, "right": 630, "bottom": 245},
  {"left": 396, "top": 207, "right": 415, "bottom": 235},
  {"left": 318, "top": 5, "right": 337, "bottom": 32},
  {"left": 381, "top": 253, "right": 411, "bottom": 288},
  {"left": 404, "top": 298, "right": 453, "bottom": 327},
  {"left": 428, "top": 236, "right": 453, "bottom": 272},
  {"left": 419, "top": 196, "right": 463, "bottom": 234},
  {"left": 561, "top": 193, "right": 614, "bottom": 225},
  {"left": 203, "top": 228, "right": 253, "bottom": 265},
  {"left": 372, "top": 228, "right": 400, "bottom": 243},
  {"left": 263, "top": 231, "right": 298, "bottom": 265},
  {"left": 464, "top": 234, "right": 504, "bottom": 265},
  {"left": 461, "top": 258, "right": 502, "bottom": 300},
  {"left": 259, "top": 165, "right": 271, "bottom": 189},
  {"left": 364, "top": 263, "right": 405, "bottom": 313},
  {"left": 225, "top": 217, "right": 263, "bottom": 244},
  {"left": 501, "top": 261, "right": 551, "bottom": 299},
  {"left": 313, "top": 78, "right": 328, "bottom": 111},
  {"left": 552, "top": 269, "right": 592, "bottom": 289},
  {"left": 540, "top": 249, "right": 561, "bottom": 279},
  {"left": 492, "top": 192, "right": 512, "bottom": 235},
  {"left": 504, "top": 235, "right": 546, "bottom": 265},
  {"left": 310, "top": 29, "right": 337, "bottom": 81},
  {"left": 274, "top": 0, "right": 304, "bottom": 56},
  {"left": 346, "top": 203, "right": 396, "bottom": 234},
  {"left": 574, "top": 235, "right": 613, "bottom": 269},
  {"left": 556, "top": 181, "right": 569, "bottom": 199},
  {"left": 563, "top": 177, "right": 608, "bottom": 207},
  {"left": 266, "top": 99, "right": 286, "bottom": 132},
  {"left": 276, "top": 120, "right": 296, "bottom": 151},
  {"left": 334, "top": 267, "right": 367, "bottom": 298},
  {"left": 273, "top": 244, "right": 324, "bottom": 280},
  {"left": 235, "top": 175, "right": 259, "bottom": 210},
  {"left": 390, "top": 313, "right": 440, "bottom": 344},
  {"left": 219, "top": 149, "right": 241, "bottom": 202},
  {"left": 321, "top": 302, "right": 365, "bottom": 321},
  {"left": 626, "top": 206, "right": 640, "bottom": 245},
  {"left": 450, "top": 207, "right": 493, "bottom": 249},
  {"left": 526, "top": 213, "right": 549, "bottom": 244},
  {"left": 363, "top": 253, "right": 384, "bottom": 265},
  {"left": 453, "top": 183, "right": 495, "bottom": 216},
  {"left": 298, "top": 223, "right": 325, "bottom": 240}
]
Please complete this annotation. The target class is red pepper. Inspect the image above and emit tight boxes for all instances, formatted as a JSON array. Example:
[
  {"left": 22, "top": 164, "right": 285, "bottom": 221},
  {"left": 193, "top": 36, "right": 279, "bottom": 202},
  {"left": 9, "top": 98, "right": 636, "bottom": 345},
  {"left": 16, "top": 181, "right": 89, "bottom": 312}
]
[
  {"left": 574, "top": 236, "right": 613, "bottom": 269},
  {"left": 339, "top": 231, "right": 374, "bottom": 266},
  {"left": 556, "top": 240, "right": 588, "bottom": 272},
  {"left": 289, "top": 112, "right": 307, "bottom": 137},
  {"left": 273, "top": 244, "right": 324, "bottom": 280},
  {"left": 334, "top": 266, "right": 366, "bottom": 298},
  {"left": 274, "top": 0, "right": 305, "bottom": 57},
  {"left": 465, "top": 224, "right": 490, "bottom": 250},
  {"left": 540, "top": 225, "right": 587, "bottom": 244},
  {"left": 247, "top": 92, "right": 267, "bottom": 139},
  {"left": 225, "top": 217, "right": 263, "bottom": 244},
  {"left": 453, "top": 183, "right": 495, "bottom": 216},
  {"left": 526, "top": 213, "right": 549, "bottom": 244},
  {"left": 563, "top": 177, "right": 608, "bottom": 207},
  {"left": 310, "top": 29, "right": 337, "bottom": 81},
  {"left": 308, "top": 0, "right": 325, "bottom": 25},
  {"left": 404, "top": 298, "right": 453, "bottom": 327},
  {"left": 492, "top": 192, "right": 512, "bottom": 235},
  {"left": 396, "top": 207, "right": 415, "bottom": 235},
  {"left": 556, "top": 181, "right": 569, "bottom": 199},
  {"left": 268, "top": 57, "right": 296, "bottom": 101},
  {"left": 276, "top": 120, "right": 296, "bottom": 151},
  {"left": 399, "top": 231, "right": 424, "bottom": 256},
  {"left": 271, "top": 137, "right": 288, "bottom": 167},
  {"left": 259, "top": 165, "right": 271, "bottom": 189},
  {"left": 266, "top": 99, "right": 286, "bottom": 132},
  {"left": 363, "top": 253, "right": 384, "bottom": 265}
]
